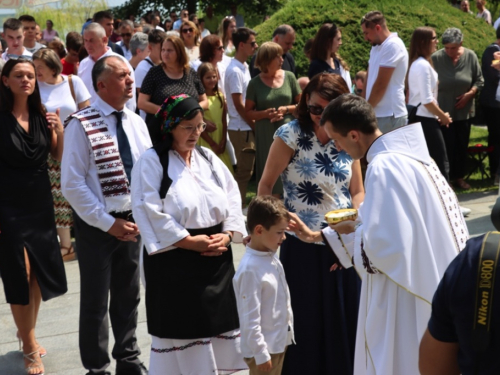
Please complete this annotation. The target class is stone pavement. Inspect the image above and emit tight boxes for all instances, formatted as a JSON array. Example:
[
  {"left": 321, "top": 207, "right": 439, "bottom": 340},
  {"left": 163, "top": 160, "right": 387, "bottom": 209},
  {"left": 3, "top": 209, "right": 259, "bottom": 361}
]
[{"left": 0, "top": 190, "right": 498, "bottom": 374}]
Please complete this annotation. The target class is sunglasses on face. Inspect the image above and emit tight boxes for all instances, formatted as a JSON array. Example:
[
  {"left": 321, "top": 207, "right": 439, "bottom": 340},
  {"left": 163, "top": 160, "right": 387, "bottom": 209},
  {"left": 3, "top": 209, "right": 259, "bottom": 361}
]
[
  {"left": 182, "top": 28, "right": 194, "bottom": 33},
  {"left": 308, "top": 105, "right": 324, "bottom": 116},
  {"left": 122, "top": 33, "right": 132, "bottom": 37},
  {"left": 246, "top": 41, "right": 257, "bottom": 47}
]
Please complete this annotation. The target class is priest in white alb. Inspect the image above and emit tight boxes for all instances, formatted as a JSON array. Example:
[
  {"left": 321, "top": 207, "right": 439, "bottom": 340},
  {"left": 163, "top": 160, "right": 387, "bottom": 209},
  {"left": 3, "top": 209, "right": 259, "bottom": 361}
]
[{"left": 289, "top": 94, "right": 469, "bottom": 375}]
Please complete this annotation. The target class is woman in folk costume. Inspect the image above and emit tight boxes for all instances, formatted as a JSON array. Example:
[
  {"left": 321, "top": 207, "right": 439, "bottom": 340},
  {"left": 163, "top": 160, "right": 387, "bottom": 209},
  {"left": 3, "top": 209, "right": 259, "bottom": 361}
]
[{"left": 130, "top": 94, "right": 247, "bottom": 375}]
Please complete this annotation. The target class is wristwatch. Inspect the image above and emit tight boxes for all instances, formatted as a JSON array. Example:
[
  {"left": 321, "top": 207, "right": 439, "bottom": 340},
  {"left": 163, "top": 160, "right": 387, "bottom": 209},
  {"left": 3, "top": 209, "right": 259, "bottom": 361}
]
[{"left": 223, "top": 232, "right": 233, "bottom": 246}]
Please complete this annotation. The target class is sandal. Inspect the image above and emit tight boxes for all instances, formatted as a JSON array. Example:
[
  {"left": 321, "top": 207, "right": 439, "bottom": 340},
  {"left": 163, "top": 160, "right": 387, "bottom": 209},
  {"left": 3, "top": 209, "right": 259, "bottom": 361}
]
[
  {"left": 23, "top": 350, "right": 44, "bottom": 375},
  {"left": 17, "top": 332, "right": 46, "bottom": 357},
  {"left": 455, "top": 178, "right": 471, "bottom": 190},
  {"left": 61, "top": 245, "right": 76, "bottom": 262}
]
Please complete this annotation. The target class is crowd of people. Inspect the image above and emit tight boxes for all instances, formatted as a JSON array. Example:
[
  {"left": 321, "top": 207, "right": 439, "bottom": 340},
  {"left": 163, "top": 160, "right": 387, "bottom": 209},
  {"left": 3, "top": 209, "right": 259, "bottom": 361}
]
[{"left": 1, "top": 2, "right": 500, "bottom": 375}]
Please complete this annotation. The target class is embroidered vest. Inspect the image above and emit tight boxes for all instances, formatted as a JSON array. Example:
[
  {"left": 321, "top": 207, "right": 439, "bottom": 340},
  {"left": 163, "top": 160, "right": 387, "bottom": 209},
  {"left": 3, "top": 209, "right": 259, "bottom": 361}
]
[{"left": 65, "top": 106, "right": 131, "bottom": 212}]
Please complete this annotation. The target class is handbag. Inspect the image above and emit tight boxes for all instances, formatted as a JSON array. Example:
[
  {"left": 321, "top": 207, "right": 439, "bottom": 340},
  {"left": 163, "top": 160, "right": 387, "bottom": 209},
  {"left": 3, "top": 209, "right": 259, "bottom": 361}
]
[{"left": 406, "top": 102, "right": 421, "bottom": 124}]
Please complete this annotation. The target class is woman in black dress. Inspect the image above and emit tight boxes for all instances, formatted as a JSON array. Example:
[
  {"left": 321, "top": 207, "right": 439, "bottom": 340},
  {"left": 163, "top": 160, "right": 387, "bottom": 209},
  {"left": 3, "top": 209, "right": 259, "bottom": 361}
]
[
  {"left": 0, "top": 58, "right": 67, "bottom": 375},
  {"left": 138, "top": 35, "right": 208, "bottom": 144}
]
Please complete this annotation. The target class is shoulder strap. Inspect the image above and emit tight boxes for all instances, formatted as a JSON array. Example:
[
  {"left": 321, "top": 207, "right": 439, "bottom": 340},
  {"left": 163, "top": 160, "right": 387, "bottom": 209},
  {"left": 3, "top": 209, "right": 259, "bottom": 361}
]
[
  {"left": 195, "top": 145, "right": 223, "bottom": 188},
  {"left": 68, "top": 75, "right": 76, "bottom": 103},
  {"left": 472, "top": 231, "right": 500, "bottom": 352},
  {"left": 145, "top": 58, "right": 154, "bottom": 67}
]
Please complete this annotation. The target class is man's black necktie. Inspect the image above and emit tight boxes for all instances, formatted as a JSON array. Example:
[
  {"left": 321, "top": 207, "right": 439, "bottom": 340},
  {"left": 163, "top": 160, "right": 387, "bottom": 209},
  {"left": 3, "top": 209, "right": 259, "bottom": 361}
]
[{"left": 113, "top": 111, "right": 133, "bottom": 182}]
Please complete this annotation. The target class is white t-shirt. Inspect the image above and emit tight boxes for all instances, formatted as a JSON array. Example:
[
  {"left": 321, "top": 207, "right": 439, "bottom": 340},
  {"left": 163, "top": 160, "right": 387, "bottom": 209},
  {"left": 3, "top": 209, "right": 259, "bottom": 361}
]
[
  {"left": 2, "top": 48, "right": 32, "bottom": 61},
  {"left": 224, "top": 58, "right": 252, "bottom": 131},
  {"left": 408, "top": 57, "right": 438, "bottom": 119},
  {"left": 366, "top": 33, "right": 408, "bottom": 118},
  {"left": 494, "top": 16, "right": 500, "bottom": 30},
  {"left": 38, "top": 75, "right": 91, "bottom": 121},
  {"left": 135, "top": 57, "right": 156, "bottom": 120}
]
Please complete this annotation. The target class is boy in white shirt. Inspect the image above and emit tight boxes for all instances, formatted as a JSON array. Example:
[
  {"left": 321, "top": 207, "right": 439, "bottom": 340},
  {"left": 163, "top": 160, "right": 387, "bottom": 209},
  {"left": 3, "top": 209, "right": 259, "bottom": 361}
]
[{"left": 233, "top": 196, "right": 294, "bottom": 374}]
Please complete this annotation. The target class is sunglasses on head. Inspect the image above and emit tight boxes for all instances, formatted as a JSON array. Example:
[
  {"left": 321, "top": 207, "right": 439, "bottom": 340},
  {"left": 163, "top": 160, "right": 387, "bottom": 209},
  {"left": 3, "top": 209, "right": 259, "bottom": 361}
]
[
  {"left": 182, "top": 28, "right": 194, "bottom": 33},
  {"left": 308, "top": 105, "right": 324, "bottom": 116}
]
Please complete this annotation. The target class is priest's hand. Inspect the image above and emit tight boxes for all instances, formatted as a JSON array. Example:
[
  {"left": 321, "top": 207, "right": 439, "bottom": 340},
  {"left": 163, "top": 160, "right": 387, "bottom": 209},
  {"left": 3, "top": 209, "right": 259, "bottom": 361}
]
[
  {"left": 287, "top": 212, "right": 322, "bottom": 243},
  {"left": 257, "top": 360, "right": 272, "bottom": 372},
  {"left": 108, "top": 219, "right": 140, "bottom": 241},
  {"left": 329, "top": 220, "right": 359, "bottom": 234}
]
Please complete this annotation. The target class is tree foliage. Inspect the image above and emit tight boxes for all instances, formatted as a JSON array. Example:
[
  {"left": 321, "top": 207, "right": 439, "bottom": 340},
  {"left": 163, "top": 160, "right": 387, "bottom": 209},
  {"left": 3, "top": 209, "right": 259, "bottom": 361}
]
[
  {"left": 254, "top": 0, "right": 496, "bottom": 77},
  {"left": 15, "top": 0, "right": 109, "bottom": 37}
]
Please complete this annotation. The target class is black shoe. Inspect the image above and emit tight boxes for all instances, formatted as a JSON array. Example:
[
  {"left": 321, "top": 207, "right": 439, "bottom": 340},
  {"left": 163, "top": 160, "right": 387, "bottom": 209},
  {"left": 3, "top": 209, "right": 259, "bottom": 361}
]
[
  {"left": 115, "top": 362, "right": 148, "bottom": 375},
  {"left": 85, "top": 372, "right": 111, "bottom": 375}
]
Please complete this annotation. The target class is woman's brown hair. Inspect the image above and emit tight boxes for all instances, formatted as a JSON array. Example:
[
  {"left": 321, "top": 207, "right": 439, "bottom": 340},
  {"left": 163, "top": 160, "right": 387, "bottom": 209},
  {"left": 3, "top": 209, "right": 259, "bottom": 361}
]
[
  {"left": 297, "top": 73, "right": 349, "bottom": 134},
  {"left": 310, "top": 23, "right": 349, "bottom": 70},
  {"left": 0, "top": 59, "right": 45, "bottom": 115},
  {"left": 406, "top": 27, "right": 435, "bottom": 89},
  {"left": 218, "top": 16, "right": 235, "bottom": 48},
  {"left": 162, "top": 35, "right": 190, "bottom": 72},
  {"left": 199, "top": 34, "right": 222, "bottom": 63},
  {"left": 181, "top": 20, "right": 200, "bottom": 46},
  {"left": 33, "top": 48, "right": 63, "bottom": 77}
]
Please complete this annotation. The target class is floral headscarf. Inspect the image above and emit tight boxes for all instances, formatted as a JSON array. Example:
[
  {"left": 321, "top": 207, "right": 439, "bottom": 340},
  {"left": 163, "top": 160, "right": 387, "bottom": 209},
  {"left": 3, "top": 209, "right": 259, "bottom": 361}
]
[{"left": 155, "top": 94, "right": 203, "bottom": 135}]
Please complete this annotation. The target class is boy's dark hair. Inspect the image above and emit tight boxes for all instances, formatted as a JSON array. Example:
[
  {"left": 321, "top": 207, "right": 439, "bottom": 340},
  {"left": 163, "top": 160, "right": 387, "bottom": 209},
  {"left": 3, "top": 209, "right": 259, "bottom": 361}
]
[
  {"left": 18, "top": 15, "right": 36, "bottom": 23},
  {"left": 233, "top": 27, "right": 256, "bottom": 51},
  {"left": 247, "top": 196, "right": 290, "bottom": 233},
  {"left": 148, "top": 29, "right": 166, "bottom": 45},
  {"left": 66, "top": 31, "right": 83, "bottom": 52},
  {"left": 320, "top": 94, "right": 378, "bottom": 136},
  {"left": 4, "top": 18, "right": 23, "bottom": 32},
  {"left": 93, "top": 10, "right": 114, "bottom": 23}
]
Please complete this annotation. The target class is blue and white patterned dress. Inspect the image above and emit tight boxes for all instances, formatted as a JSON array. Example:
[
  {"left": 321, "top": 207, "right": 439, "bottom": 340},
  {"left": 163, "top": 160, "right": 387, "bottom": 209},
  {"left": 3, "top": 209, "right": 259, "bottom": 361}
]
[
  {"left": 275, "top": 119, "right": 353, "bottom": 231},
  {"left": 274, "top": 119, "right": 360, "bottom": 375}
]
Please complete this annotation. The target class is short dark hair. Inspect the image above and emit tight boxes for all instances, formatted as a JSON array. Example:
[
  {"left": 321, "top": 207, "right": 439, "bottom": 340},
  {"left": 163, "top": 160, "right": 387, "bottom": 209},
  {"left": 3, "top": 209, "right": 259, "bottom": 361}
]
[
  {"left": 4, "top": 18, "right": 23, "bottom": 32},
  {"left": 360, "top": 11, "right": 386, "bottom": 29},
  {"left": 148, "top": 29, "right": 166, "bottom": 45},
  {"left": 93, "top": 10, "right": 114, "bottom": 23},
  {"left": 233, "top": 27, "right": 256, "bottom": 51},
  {"left": 92, "top": 55, "right": 121, "bottom": 92},
  {"left": 199, "top": 34, "right": 221, "bottom": 62},
  {"left": 66, "top": 31, "right": 83, "bottom": 52},
  {"left": 247, "top": 196, "right": 290, "bottom": 233},
  {"left": 272, "top": 24, "right": 294, "bottom": 38},
  {"left": 320, "top": 94, "right": 378, "bottom": 136},
  {"left": 18, "top": 15, "right": 36, "bottom": 23}
]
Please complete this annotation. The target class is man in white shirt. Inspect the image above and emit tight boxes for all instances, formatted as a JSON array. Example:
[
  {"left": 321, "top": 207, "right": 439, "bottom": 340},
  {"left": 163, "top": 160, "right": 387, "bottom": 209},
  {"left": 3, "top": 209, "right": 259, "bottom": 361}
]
[
  {"left": 135, "top": 29, "right": 166, "bottom": 120},
  {"left": 173, "top": 9, "right": 188, "bottom": 30},
  {"left": 224, "top": 27, "right": 258, "bottom": 206},
  {"left": 1, "top": 18, "right": 33, "bottom": 61},
  {"left": 290, "top": 94, "right": 468, "bottom": 375},
  {"left": 79, "top": 22, "right": 137, "bottom": 112},
  {"left": 19, "top": 15, "right": 45, "bottom": 54},
  {"left": 116, "top": 20, "right": 134, "bottom": 60},
  {"left": 361, "top": 11, "right": 408, "bottom": 133},
  {"left": 61, "top": 56, "right": 151, "bottom": 375}
]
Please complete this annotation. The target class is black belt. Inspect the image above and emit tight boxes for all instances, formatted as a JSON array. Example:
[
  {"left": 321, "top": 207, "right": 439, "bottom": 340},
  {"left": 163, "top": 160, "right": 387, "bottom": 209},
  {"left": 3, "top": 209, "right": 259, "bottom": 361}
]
[{"left": 109, "top": 210, "right": 134, "bottom": 222}]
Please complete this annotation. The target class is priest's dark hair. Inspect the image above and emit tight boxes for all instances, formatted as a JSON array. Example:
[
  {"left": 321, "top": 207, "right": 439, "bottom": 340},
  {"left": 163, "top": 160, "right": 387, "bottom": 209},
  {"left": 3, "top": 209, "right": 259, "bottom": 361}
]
[
  {"left": 247, "top": 195, "right": 290, "bottom": 234},
  {"left": 320, "top": 94, "right": 378, "bottom": 136},
  {"left": 0, "top": 58, "right": 45, "bottom": 115}
]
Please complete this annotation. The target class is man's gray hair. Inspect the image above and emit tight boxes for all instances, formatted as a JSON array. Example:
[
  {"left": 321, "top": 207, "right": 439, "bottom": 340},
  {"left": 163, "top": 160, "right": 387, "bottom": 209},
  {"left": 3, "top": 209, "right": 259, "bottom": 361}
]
[
  {"left": 84, "top": 22, "right": 106, "bottom": 38},
  {"left": 442, "top": 27, "right": 463, "bottom": 45},
  {"left": 119, "top": 19, "right": 134, "bottom": 30},
  {"left": 130, "top": 32, "right": 148, "bottom": 56},
  {"left": 92, "top": 55, "right": 123, "bottom": 92},
  {"left": 273, "top": 24, "right": 294, "bottom": 38}
]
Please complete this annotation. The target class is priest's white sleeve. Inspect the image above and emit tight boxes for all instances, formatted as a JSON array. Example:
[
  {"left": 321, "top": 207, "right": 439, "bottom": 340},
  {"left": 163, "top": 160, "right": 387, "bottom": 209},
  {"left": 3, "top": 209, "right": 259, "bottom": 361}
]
[
  {"left": 321, "top": 228, "right": 355, "bottom": 269},
  {"left": 131, "top": 149, "right": 189, "bottom": 254}
]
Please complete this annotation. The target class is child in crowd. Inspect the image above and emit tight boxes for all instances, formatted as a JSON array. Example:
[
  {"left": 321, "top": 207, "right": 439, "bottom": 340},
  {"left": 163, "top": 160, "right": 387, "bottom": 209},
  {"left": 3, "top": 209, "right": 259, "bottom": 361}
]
[
  {"left": 197, "top": 62, "right": 233, "bottom": 173},
  {"left": 233, "top": 196, "right": 294, "bottom": 374}
]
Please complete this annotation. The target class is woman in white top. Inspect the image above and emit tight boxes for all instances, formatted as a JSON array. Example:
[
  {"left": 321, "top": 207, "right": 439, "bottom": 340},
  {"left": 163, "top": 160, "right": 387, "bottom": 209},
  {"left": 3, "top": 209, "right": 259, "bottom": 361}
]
[
  {"left": 131, "top": 94, "right": 247, "bottom": 374},
  {"left": 180, "top": 20, "right": 200, "bottom": 62},
  {"left": 407, "top": 27, "right": 452, "bottom": 180},
  {"left": 219, "top": 16, "right": 236, "bottom": 56},
  {"left": 32, "top": 49, "right": 91, "bottom": 261}
]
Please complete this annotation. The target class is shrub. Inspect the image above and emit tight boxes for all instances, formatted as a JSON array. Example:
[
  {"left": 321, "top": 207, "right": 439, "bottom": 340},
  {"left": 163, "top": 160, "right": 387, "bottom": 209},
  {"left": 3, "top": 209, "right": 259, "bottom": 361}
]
[{"left": 255, "top": 0, "right": 496, "bottom": 78}]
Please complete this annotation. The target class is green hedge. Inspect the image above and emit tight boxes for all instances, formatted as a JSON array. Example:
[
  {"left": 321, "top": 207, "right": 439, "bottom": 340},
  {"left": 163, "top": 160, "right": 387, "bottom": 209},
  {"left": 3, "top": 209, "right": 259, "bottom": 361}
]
[{"left": 255, "top": 0, "right": 496, "bottom": 78}]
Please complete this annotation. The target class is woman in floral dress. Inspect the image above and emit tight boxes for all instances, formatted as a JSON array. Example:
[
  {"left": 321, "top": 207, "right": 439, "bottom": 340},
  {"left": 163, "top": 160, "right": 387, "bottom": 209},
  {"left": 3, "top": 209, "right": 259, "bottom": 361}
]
[{"left": 258, "top": 73, "right": 364, "bottom": 375}]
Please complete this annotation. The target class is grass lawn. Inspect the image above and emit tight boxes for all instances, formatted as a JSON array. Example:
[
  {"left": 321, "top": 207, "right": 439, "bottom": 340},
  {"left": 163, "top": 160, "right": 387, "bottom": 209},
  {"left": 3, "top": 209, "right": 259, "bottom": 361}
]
[{"left": 244, "top": 125, "right": 496, "bottom": 203}]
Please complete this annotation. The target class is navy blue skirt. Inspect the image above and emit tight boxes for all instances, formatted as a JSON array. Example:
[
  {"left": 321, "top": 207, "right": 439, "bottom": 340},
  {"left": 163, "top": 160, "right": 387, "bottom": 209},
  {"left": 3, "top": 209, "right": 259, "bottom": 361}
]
[{"left": 280, "top": 234, "right": 361, "bottom": 375}]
